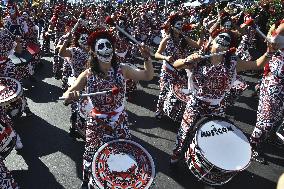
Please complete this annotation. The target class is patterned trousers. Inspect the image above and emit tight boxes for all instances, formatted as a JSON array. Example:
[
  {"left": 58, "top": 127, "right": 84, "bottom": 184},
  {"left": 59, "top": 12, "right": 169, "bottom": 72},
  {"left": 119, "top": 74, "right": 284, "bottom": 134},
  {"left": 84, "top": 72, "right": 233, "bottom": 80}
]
[{"left": 250, "top": 75, "right": 284, "bottom": 147}]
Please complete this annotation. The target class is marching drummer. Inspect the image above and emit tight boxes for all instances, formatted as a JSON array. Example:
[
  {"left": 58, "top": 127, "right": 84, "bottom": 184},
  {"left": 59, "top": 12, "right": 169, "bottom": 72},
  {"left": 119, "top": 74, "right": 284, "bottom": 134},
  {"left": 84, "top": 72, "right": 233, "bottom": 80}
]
[
  {"left": 169, "top": 28, "right": 277, "bottom": 165},
  {"left": 61, "top": 30, "right": 153, "bottom": 188}
]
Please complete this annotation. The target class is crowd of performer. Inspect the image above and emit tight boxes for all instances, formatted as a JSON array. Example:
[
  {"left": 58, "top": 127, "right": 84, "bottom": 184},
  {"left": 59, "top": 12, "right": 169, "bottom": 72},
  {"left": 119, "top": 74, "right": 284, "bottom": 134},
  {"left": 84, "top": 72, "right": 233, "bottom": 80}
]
[{"left": 0, "top": 0, "right": 283, "bottom": 188}]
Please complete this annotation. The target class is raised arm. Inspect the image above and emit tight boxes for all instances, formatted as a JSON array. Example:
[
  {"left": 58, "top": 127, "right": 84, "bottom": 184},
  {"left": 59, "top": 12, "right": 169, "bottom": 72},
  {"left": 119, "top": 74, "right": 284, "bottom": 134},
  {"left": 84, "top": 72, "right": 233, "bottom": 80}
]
[
  {"left": 154, "top": 34, "right": 173, "bottom": 63},
  {"left": 122, "top": 44, "right": 154, "bottom": 81}
]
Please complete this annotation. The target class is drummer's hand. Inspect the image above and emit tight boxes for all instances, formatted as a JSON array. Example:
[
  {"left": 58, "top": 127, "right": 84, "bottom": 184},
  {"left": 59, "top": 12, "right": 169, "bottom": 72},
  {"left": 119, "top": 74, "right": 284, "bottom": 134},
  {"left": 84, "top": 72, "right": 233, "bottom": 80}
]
[
  {"left": 267, "top": 41, "right": 279, "bottom": 53},
  {"left": 185, "top": 53, "right": 202, "bottom": 66},
  {"left": 139, "top": 43, "right": 151, "bottom": 60},
  {"left": 63, "top": 91, "right": 80, "bottom": 105},
  {"left": 165, "top": 56, "right": 174, "bottom": 63}
]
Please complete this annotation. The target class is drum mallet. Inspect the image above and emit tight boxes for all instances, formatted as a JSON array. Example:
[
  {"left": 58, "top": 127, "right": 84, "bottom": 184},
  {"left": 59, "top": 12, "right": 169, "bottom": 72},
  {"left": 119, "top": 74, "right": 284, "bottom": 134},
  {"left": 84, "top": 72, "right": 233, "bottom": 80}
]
[
  {"left": 105, "top": 16, "right": 142, "bottom": 45},
  {"left": 185, "top": 47, "right": 236, "bottom": 65},
  {"left": 58, "top": 87, "right": 119, "bottom": 100},
  {"left": 240, "top": 19, "right": 272, "bottom": 43},
  {"left": 105, "top": 16, "right": 155, "bottom": 56}
]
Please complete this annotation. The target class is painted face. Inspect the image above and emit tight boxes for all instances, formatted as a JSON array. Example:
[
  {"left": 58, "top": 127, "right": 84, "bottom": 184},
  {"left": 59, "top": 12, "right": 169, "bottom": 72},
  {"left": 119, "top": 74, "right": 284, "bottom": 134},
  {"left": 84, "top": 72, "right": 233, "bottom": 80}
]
[
  {"left": 22, "top": 12, "right": 28, "bottom": 19},
  {"left": 94, "top": 38, "right": 113, "bottom": 64},
  {"left": 223, "top": 20, "right": 232, "bottom": 29},
  {"left": 214, "top": 33, "right": 231, "bottom": 49},
  {"left": 9, "top": 7, "right": 16, "bottom": 15},
  {"left": 174, "top": 20, "right": 183, "bottom": 30},
  {"left": 78, "top": 33, "right": 88, "bottom": 48}
]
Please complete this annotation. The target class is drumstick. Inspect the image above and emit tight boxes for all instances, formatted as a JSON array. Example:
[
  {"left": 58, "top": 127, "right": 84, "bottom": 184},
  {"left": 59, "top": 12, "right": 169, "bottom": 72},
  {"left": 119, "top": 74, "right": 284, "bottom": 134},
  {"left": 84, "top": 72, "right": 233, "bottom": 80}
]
[
  {"left": 71, "top": 12, "right": 86, "bottom": 34},
  {"left": 105, "top": 16, "right": 142, "bottom": 46},
  {"left": 58, "top": 87, "right": 119, "bottom": 100},
  {"left": 105, "top": 16, "right": 155, "bottom": 57},
  {"left": 240, "top": 19, "right": 272, "bottom": 43},
  {"left": 185, "top": 47, "right": 236, "bottom": 64}
]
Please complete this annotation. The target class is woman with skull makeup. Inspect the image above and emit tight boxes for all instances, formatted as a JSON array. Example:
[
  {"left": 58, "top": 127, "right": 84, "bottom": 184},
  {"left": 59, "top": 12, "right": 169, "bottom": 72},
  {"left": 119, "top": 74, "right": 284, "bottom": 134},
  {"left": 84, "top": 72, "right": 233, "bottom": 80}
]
[
  {"left": 58, "top": 26, "right": 90, "bottom": 138},
  {"left": 154, "top": 13, "right": 203, "bottom": 122},
  {"left": 169, "top": 28, "right": 278, "bottom": 164},
  {"left": 61, "top": 30, "right": 153, "bottom": 188}
]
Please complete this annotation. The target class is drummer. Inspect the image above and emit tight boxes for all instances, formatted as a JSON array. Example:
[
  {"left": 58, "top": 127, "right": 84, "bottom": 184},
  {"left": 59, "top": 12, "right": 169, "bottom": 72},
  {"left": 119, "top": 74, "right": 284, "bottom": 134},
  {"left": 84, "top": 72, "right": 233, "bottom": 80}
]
[
  {"left": 61, "top": 30, "right": 153, "bottom": 188},
  {"left": 169, "top": 28, "right": 277, "bottom": 164},
  {"left": 58, "top": 26, "right": 90, "bottom": 137}
]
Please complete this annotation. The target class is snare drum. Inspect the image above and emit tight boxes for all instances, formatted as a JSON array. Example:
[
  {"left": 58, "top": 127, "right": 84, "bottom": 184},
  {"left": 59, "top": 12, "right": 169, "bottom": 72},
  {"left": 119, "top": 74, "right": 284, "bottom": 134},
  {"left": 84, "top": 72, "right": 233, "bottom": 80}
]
[
  {"left": 9, "top": 50, "right": 34, "bottom": 79},
  {"left": 185, "top": 116, "right": 252, "bottom": 185},
  {"left": 0, "top": 113, "right": 16, "bottom": 158},
  {"left": 163, "top": 81, "right": 190, "bottom": 122},
  {"left": 90, "top": 139, "right": 155, "bottom": 189},
  {"left": 74, "top": 97, "right": 94, "bottom": 138},
  {"left": 0, "top": 77, "right": 26, "bottom": 118}
]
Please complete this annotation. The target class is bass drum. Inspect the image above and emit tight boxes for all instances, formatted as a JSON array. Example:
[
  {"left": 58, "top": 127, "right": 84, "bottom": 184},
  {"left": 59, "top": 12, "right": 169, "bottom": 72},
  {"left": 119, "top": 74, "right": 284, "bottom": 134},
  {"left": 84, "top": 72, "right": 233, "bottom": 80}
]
[
  {"left": 90, "top": 139, "right": 155, "bottom": 189},
  {"left": 184, "top": 116, "right": 252, "bottom": 185}
]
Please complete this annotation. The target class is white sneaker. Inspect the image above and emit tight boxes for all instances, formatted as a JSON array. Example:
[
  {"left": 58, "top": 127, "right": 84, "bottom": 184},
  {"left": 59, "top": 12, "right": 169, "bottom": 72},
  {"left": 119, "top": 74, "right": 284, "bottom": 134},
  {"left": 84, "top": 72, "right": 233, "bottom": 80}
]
[{"left": 15, "top": 135, "right": 23, "bottom": 150}]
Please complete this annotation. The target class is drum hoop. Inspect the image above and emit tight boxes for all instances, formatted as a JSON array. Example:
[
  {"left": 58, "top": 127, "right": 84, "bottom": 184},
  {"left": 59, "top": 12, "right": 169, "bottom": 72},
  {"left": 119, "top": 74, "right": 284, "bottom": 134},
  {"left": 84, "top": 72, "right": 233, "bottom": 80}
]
[
  {"left": 0, "top": 77, "right": 22, "bottom": 104},
  {"left": 91, "top": 139, "right": 156, "bottom": 189},
  {"left": 193, "top": 115, "right": 251, "bottom": 172}
]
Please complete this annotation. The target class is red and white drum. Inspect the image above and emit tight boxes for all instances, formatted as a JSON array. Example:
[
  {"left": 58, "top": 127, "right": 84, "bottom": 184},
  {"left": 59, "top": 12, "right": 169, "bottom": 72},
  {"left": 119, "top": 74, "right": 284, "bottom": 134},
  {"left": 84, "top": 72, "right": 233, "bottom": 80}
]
[
  {"left": 75, "top": 97, "right": 94, "bottom": 138},
  {"left": 185, "top": 116, "right": 252, "bottom": 185},
  {"left": 0, "top": 114, "right": 16, "bottom": 158},
  {"left": 90, "top": 139, "right": 155, "bottom": 189},
  {"left": 0, "top": 77, "right": 26, "bottom": 118},
  {"left": 163, "top": 81, "right": 190, "bottom": 122}
]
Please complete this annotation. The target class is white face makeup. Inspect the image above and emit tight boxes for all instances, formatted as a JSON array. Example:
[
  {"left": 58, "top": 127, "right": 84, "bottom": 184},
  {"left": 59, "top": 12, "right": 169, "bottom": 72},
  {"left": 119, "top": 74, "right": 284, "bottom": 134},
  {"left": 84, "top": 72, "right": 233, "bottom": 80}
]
[
  {"left": 95, "top": 38, "right": 113, "bottom": 64},
  {"left": 174, "top": 20, "right": 183, "bottom": 30},
  {"left": 214, "top": 33, "right": 231, "bottom": 49},
  {"left": 224, "top": 20, "right": 232, "bottom": 29},
  {"left": 9, "top": 7, "right": 16, "bottom": 15},
  {"left": 78, "top": 33, "right": 88, "bottom": 48},
  {"left": 22, "top": 12, "right": 28, "bottom": 19}
]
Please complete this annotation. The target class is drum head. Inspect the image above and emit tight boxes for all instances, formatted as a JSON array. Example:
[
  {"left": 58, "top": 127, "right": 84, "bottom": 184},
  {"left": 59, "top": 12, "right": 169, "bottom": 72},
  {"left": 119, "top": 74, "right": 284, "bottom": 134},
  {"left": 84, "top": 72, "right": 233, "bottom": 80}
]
[
  {"left": 196, "top": 118, "right": 251, "bottom": 171},
  {"left": 0, "top": 77, "right": 22, "bottom": 104},
  {"left": 91, "top": 139, "right": 155, "bottom": 189}
]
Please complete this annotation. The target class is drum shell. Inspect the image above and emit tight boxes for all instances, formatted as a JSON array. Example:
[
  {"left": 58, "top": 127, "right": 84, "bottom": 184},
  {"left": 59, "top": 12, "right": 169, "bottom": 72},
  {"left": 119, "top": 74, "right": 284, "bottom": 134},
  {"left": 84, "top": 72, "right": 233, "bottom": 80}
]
[
  {"left": 90, "top": 139, "right": 155, "bottom": 189},
  {"left": 162, "top": 81, "right": 189, "bottom": 122},
  {"left": 0, "top": 77, "right": 25, "bottom": 118},
  {"left": 185, "top": 116, "right": 251, "bottom": 185}
]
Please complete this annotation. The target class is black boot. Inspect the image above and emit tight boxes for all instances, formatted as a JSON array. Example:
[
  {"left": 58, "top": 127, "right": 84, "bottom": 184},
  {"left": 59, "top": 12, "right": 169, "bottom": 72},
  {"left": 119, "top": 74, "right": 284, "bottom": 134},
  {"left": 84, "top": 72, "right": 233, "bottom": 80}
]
[{"left": 251, "top": 144, "right": 267, "bottom": 164}]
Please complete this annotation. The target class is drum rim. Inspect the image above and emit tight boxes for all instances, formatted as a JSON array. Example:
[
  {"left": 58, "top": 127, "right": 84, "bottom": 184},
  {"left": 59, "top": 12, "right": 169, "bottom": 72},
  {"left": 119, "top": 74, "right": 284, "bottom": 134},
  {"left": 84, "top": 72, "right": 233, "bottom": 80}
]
[
  {"left": 193, "top": 115, "right": 252, "bottom": 172},
  {"left": 0, "top": 77, "right": 22, "bottom": 104},
  {"left": 91, "top": 139, "right": 156, "bottom": 189}
]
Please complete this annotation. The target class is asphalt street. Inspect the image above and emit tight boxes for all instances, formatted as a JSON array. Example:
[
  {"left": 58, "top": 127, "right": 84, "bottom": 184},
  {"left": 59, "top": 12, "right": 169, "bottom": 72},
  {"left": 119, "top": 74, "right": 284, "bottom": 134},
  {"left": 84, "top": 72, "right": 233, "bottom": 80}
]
[{"left": 4, "top": 52, "right": 284, "bottom": 189}]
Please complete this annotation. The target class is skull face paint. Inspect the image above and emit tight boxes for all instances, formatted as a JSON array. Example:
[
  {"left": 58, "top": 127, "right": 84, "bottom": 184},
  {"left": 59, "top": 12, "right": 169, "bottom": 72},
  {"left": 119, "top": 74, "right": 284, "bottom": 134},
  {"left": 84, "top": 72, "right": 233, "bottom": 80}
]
[
  {"left": 174, "top": 20, "right": 183, "bottom": 30},
  {"left": 9, "top": 7, "right": 16, "bottom": 15},
  {"left": 78, "top": 33, "right": 88, "bottom": 48},
  {"left": 214, "top": 33, "right": 231, "bottom": 49},
  {"left": 94, "top": 38, "right": 113, "bottom": 64},
  {"left": 223, "top": 20, "right": 232, "bottom": 29}
]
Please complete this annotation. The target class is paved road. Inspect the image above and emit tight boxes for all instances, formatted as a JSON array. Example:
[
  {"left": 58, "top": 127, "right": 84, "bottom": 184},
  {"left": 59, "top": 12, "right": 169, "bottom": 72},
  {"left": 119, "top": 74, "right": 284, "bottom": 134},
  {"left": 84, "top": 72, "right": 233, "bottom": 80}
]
[{"left": 5, "top": 54, "right": 284, "bottom": 189}]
